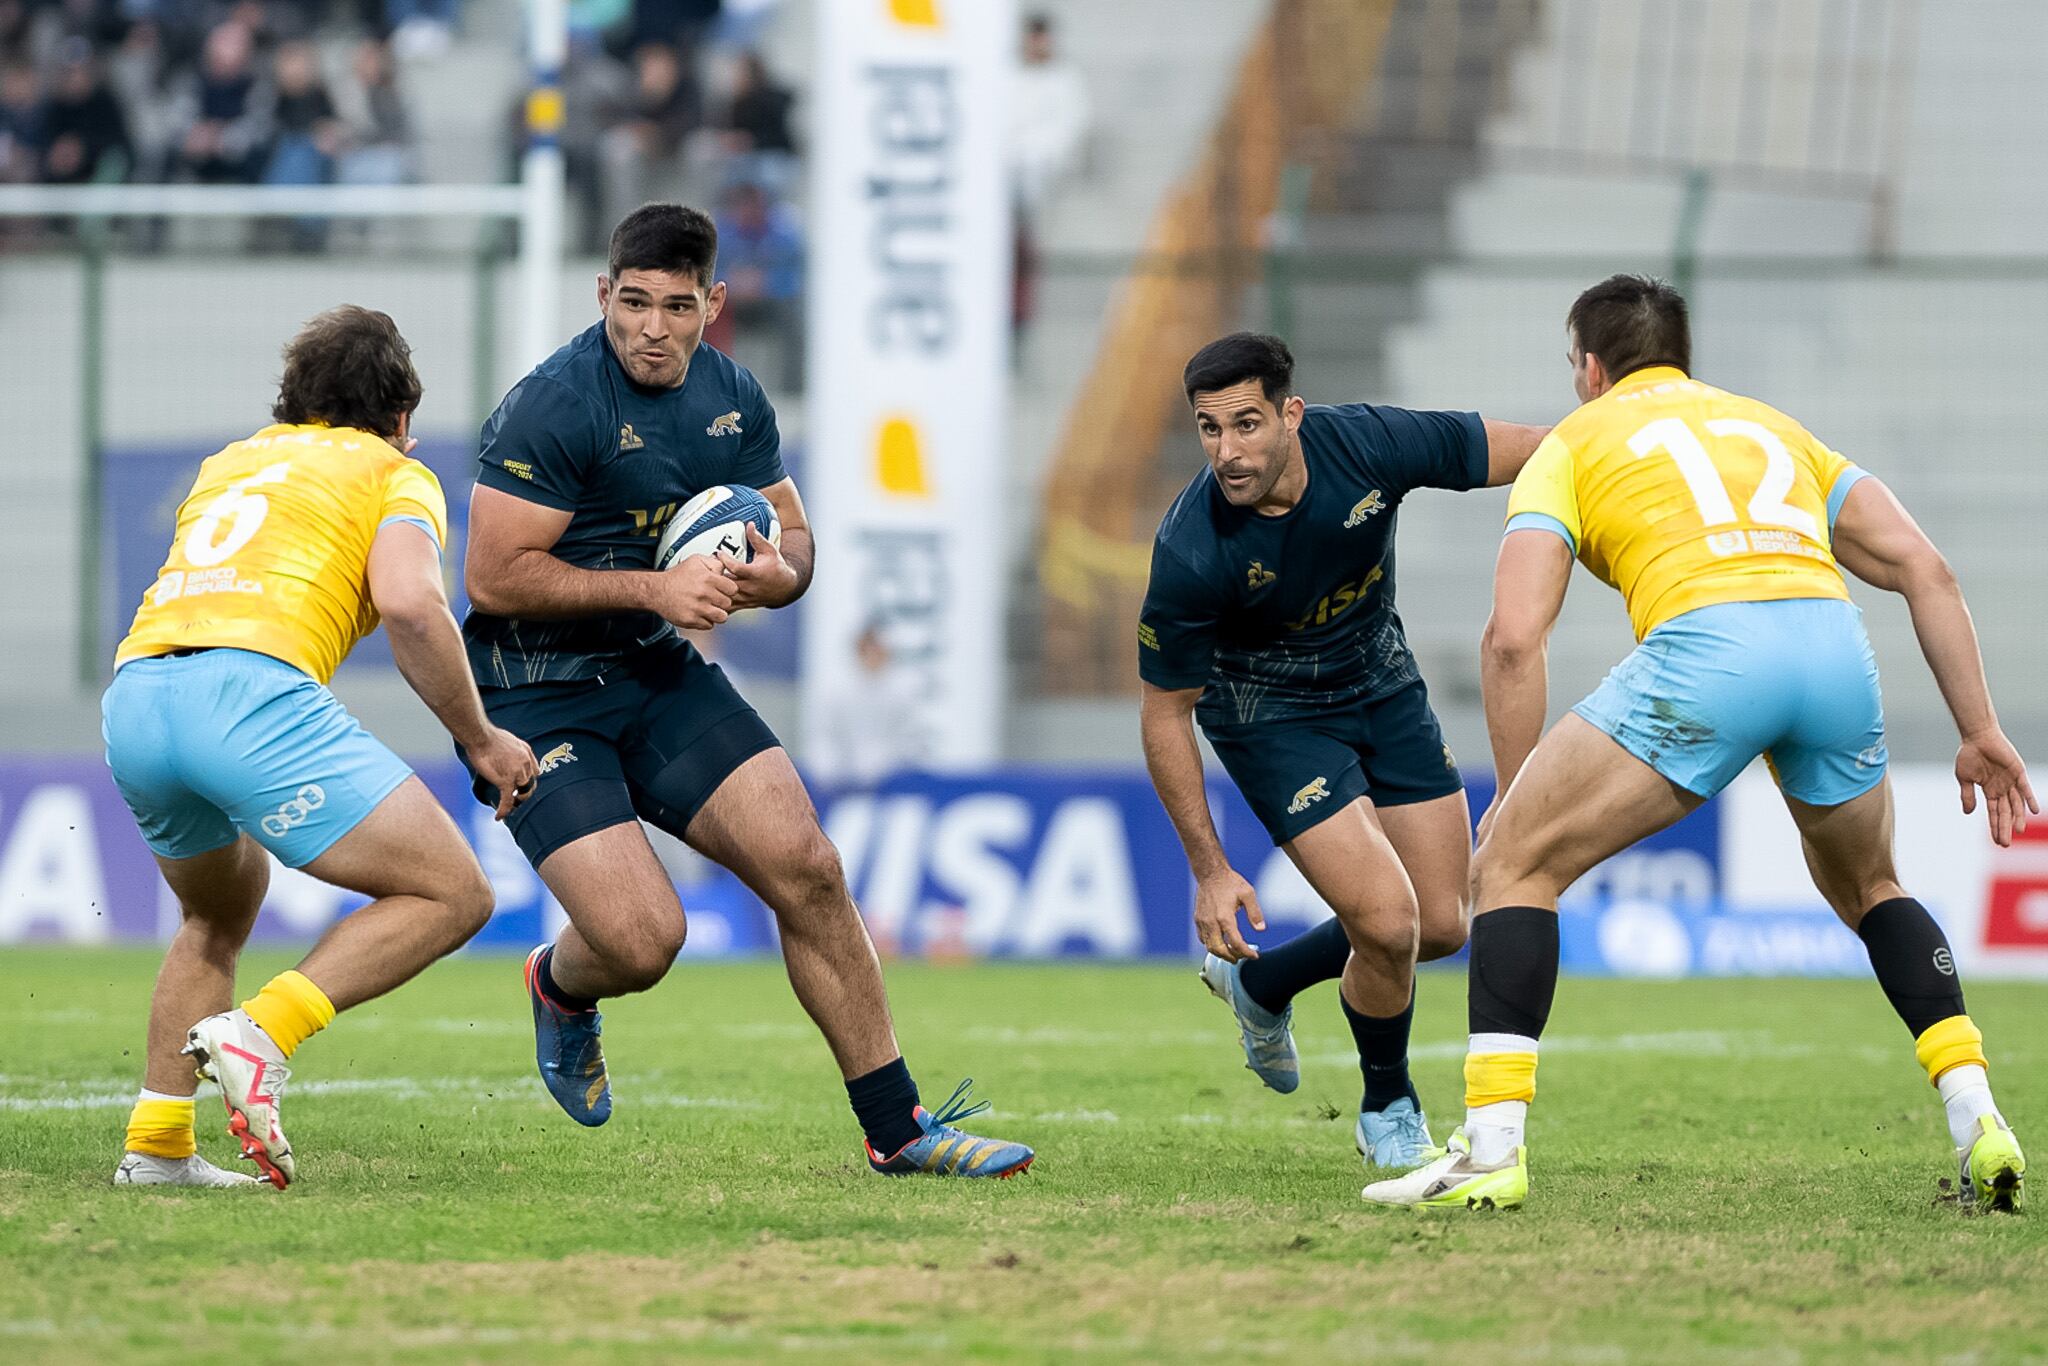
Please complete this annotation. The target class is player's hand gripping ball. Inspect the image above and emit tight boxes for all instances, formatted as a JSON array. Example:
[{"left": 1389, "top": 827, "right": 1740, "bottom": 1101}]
[{"left": 655, "top": 484, "right": 782, "bottom": 570}]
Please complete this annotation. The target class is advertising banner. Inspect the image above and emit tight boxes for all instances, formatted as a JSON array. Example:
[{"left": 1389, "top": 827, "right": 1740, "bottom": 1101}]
[
  {"left": 5, "top": 753, "right": 2038, "bottom": 979},
  {"left": 800, "top": 0, "right": 1015, "bottom": 768}
]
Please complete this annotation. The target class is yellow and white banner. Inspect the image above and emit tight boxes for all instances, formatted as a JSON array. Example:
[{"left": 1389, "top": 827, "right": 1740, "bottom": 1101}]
[{"left": 801, "top": 0, "right": 1014, "bottom": 767}]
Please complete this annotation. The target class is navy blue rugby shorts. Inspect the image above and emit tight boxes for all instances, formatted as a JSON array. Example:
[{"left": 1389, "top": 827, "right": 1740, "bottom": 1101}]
[
  {"left": 1201, "top": 676, "right": 1464, "bottom": 845},
  {"left": 459, "top": 640, "right": 779, "bottom": 867}
]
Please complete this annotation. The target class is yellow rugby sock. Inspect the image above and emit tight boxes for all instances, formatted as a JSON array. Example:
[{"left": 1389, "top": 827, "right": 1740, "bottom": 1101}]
[
  {"left": 125, "top": 1092, "right": 196, "bottom": 1159},
  {"left": 1914, "top": 1014, "right": 1987, "bottom": 1086},
  {"left": 241, "top": 970, "right": 336, "bottom": 1059},
  {"left": 1465, "top": 1041, "right": 1539, "bottom": 1107}
]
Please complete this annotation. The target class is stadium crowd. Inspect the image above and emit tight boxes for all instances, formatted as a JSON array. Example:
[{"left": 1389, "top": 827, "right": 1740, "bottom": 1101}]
[{"left": 0, "top": 0, "right": 800, "bottom": 259}]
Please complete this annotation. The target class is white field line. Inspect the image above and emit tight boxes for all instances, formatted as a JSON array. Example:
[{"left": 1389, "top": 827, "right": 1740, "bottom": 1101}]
[
  {"left": 0, "top": 1075, "right": 765, "bottom": 1113},
  {"left": 3, "top": 1028, "right": 1998, "bottom": 1114}
]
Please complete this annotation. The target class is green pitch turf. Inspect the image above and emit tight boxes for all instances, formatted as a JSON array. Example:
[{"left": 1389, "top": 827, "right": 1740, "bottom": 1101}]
[{"left": 1, "top": 949, "right": 2043, "bottom": 1364}]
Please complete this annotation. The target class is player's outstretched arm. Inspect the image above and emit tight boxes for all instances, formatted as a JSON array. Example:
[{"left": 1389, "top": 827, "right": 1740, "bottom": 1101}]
[
  {"left": 1140, "top": 682, "right": 1264, "bottom": 960},
  {"left": 368, "top": 521, "right": 538, "bottom": 819},
  {"left": 1482, "top": 421, "right": 1554, "bottom": 487},
  {"left": 1480, "top": 529, "right": 1574, "bottom": 808},
  {"left": 1831, "top": 477, "right": 2038, "bottom": 845},
  {"left": 465, "top": 484, "right": 733, "bottom": 630}
]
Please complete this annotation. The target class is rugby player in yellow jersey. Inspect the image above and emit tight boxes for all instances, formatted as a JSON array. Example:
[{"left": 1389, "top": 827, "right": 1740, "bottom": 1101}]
[
  {"left": 104, "top": 306, "right": 538, "bottom": 1189},
  {"left": 1365, "top": 275, "right": 2032, "bottom": 1212}
]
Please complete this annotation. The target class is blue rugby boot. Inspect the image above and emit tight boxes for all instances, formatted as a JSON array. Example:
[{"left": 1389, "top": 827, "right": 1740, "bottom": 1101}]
[
  {"left": 524, "top": 945, "right": 611, "bottom": 1127},
  {"left": 1198, "top": 953, "right": 1299, "bottom": 1093},
  {"left": 866, "top": 1080, "right": 1035, "bottom": 1178},
  {"left": 1355, "top": 1096, "right": 1444, "bottom": 1169}
]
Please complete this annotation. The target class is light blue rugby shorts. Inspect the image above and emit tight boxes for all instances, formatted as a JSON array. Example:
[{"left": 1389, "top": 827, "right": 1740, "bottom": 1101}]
[
  {"left": 1572, "top": 597, "right": 1888, "bottom": 806},
  {"left": 101, "top": 647, "right": 413, "bottom": 867}
]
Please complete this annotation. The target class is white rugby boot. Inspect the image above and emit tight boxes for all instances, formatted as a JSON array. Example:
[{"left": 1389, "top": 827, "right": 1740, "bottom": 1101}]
[
  {"left": 113, "top": 1151, "right": 262, "bottom": 1188},
  {"left": 184, "top": 1010, "right": 295, "bottom": 1190}
]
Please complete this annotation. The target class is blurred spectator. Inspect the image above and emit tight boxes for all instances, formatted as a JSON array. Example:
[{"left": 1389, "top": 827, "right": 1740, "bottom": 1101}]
[
  {"left": 257, "top": 37, "right": 341, "bottom": 249},
  {"left": 0, "top": 3, "right": 33, "bottom": 61},
  {"left": 810, "top": 623, "right": 931, "bottom": 788},
  {"left": 704, "top": 45, "right": 790, "bottom": 195},
  {"left": 1009, "top": 11, "right": 1090, "bottom": 210},
  {"left": 170, "top": 20, "right": 268, "bottom": 183},
  {"left": 108, "top": 19, "right": 181, "bottom": 183},
  {"left": 386, "top": 0, "right": 457, "bottom": 61},
  {"left": 706, "top": 175, "right": 800, "bottom": 385},
  {"left": 721, "top": 49, "right": 790, "bottom": 155},
  {"left": 0, "top": 61, "right": 42, "bottom": 185},
  {"left": 597, "top": 40, "right": 697, "bottom": 246},
  {"left": 39, "top": 36, "right": 130, "bottom": 183},
  {"left": 333, "top": 35, "right": 410, "bottom": 187},
  {"left": 1007, "top": 12, "right": 1090, "bottom": 342}
]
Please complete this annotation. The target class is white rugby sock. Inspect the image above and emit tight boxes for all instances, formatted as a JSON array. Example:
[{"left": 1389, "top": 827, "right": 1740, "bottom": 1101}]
[{"left": 1938, "top": 1064, "right": 2002, "bottom": 1151}]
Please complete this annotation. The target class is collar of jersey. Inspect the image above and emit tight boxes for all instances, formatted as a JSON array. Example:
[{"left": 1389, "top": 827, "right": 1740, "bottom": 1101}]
[
  {"left": 1609, "top": 365, "right": 1691, "bottom": 392},
  {"left": 251, "top": 421, "right": 379, "bottom": 443}
]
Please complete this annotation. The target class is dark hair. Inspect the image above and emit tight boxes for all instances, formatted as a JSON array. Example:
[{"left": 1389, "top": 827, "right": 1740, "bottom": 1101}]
[
  {"left": 272, "top": 305, "right": 421, "bottom": 438},
  {"left": 1183, "top": 332, "right": 1295, "bottom": 406},
  {"left": 608, "top": 202, "right": 718, "bottom": 285},
  {"left": 1567, "top": 273, "right": 1690, "bottom": 380},
  {"left": 1025, "top": 13, "right": 1053, "bottom": 36}
]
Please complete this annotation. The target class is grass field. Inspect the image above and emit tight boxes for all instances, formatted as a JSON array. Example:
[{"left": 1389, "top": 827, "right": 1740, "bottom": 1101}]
[{"left": 1, "top": 948, "right": 2043, "bottom": 1364}]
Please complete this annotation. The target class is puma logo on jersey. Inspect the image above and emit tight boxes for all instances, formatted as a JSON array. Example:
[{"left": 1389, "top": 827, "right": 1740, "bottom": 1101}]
[
  {"left": 1287, "top": 776, "right": 1330, "bottom": 815},
  {"left": 1246, "top": 561, "right": 1276, "bottom": 591},
  {"left": 1344, "top": 489, "right": 1386, "bottom": 527},
  {"left": 538, "top": 742, "right": 579, "bottom": 775},
  {"left": 707, "top": 411, "right": 743, "bottom": 438},
  {"left": 618, "top": 424, "right": 645, "bottom": 451}
]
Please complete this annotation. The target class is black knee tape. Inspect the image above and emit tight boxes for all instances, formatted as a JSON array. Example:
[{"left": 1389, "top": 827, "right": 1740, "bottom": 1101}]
[
  {"left": 1857, "top": 897, "right": 1966, "bottom": 1037},
  {"left": 1467, "top": 906, "right": 1559, "bottom": 1039}
]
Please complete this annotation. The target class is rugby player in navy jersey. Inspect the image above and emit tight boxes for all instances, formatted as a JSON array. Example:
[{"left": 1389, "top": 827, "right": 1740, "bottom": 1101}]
[
  {"left": 459, "top": 204, "right": 1031, "bottom": 1177},
  {"left": 1139, "top": 333, "right": 1548, "bottom": 1168}
]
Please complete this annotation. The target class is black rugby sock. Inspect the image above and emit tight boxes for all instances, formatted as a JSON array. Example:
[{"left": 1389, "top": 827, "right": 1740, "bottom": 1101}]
[
  {"left": 535, "top": 945, "right": 599, "bottom": 1014},
  {"left": 1237, "top": 916, "right": 1351, "bottom": 1015},
  {"left": 1342, "top": 986, "right": 1418, "bottom": 1113},
  {"left": 1857, "top": 897, "right": 1967, "bottom": 1036},
  {"left": 848, "top": 1056, "right": 925, "bottom": 1156}
]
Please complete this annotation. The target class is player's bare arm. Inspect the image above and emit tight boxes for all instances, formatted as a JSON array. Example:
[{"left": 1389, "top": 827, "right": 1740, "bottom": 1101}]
[
  {"left": 1830, "top": 476, "right": 2038, "bottom": 844},
  {"left": 1481, "top": 420, "right": 1553, "bottom": 487},
  {"left": 1139, "top": 681, "right": 1265, "bottom": 961},
  {"left": 367, "top": 522, "right": 539, "bottom": 820},
  {"left": 719, "top": 476, "right": 813, "bottom": 610},
  {"left": 1479, "top": 527, "right": 1573, "bottom": 811},
  {"left": 465, "top": 483, "right": 734, "bottom": 630}
]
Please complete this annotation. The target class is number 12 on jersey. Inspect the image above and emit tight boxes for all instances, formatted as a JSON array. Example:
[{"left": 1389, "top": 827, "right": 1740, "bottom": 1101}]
[{"left": 1627, "top": 417, "right": 1821, "bottom": 556}]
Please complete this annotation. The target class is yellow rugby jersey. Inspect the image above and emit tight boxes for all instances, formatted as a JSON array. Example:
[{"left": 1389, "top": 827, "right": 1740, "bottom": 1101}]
[
  {"left": 116, "top": 424, "right": 448, "bottom": 683},
  {"left": 1505, "top": 367, "right": 1866, "bottom": 640}
]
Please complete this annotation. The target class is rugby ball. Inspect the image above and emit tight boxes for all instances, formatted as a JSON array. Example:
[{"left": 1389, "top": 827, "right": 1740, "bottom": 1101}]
[{"left": 655, "top": 484, "right": 781, "bottom": 570}]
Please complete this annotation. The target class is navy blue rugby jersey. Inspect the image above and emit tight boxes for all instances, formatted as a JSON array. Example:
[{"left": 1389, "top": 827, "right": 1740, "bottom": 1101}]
[
  {"left": 1138, "top": 403, "right": 1486, "bottom": 726},
  {"left": 463, "top": 322, "right": 784, "bottom": 686}
]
